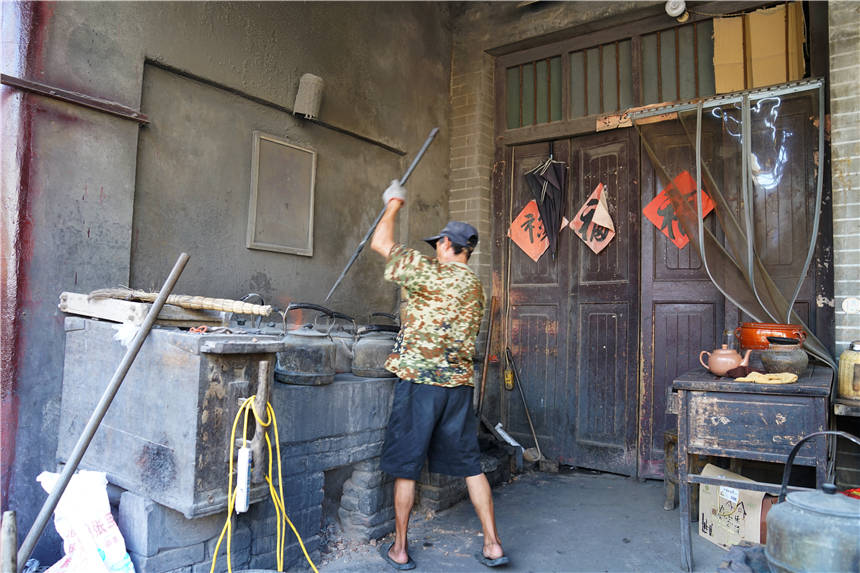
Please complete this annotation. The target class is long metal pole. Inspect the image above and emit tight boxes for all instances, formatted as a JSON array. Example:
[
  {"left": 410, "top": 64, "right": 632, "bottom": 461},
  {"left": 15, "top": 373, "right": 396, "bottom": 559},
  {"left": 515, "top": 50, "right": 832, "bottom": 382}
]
[
  {"left": 325, "top": 127, "right": 439, "bottom": 302},
  {"left": 505, "top": 347, "right": 542, "bottom": 460},
  {"left": 16, "top": 253, "right": 190, "bottom": 571}
]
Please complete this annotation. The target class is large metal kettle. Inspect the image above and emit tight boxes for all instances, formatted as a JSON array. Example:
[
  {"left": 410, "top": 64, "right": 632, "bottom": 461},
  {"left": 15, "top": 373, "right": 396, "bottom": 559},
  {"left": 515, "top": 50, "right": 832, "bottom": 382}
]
[
  {"left": 352, "top": 312, "right": 399, "bottom": 378},
  {"left": 765, "top": 430, "right": 860, "bottom": 573},
  {"left": 323, "top": 311, "right": 357, "bottom": 374},
  {"left": 275, "top": 303, "right": 339, "bottom": 386}
]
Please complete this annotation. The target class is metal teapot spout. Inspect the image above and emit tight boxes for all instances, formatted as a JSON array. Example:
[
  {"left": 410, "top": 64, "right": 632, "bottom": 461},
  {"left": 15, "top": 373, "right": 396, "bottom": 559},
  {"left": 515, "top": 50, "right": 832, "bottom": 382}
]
[{"left": 740, "top": 349, "right": 752, "bottom": 367}]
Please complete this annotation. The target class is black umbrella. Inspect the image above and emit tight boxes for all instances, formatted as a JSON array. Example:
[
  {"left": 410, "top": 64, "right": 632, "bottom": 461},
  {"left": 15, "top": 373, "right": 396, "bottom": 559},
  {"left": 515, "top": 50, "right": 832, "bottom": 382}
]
[{"left": 524, "top": 156, "right": 567, "bottom": 259}]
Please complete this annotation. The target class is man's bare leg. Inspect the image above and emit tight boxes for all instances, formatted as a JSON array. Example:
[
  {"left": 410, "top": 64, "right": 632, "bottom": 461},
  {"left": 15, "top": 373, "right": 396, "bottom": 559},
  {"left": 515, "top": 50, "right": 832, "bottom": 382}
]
[
  {"left": 389, "top": 477, "right": 416, "bottom": 564},
  {"left": 466, "top": 473, "right": 504, "bottom": 559}
]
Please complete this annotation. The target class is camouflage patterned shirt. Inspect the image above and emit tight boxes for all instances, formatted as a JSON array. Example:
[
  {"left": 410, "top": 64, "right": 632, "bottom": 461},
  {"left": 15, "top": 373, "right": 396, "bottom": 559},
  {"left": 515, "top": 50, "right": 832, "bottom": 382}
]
[{"left": 384, "top": 243, "right": 485, "bottom": 387}]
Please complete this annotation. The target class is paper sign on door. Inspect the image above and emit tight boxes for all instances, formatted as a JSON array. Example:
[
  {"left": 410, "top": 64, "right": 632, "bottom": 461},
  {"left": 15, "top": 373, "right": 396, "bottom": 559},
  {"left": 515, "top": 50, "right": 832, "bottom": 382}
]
[
  {"left": 571, "top": 183, "right": 615, "bottom": 254},
  {"left": 509, "top": 200, "right": 549, "bottom": 262},
  {"left": 642, "top": 170, "right": 715, "bottom": 249}
]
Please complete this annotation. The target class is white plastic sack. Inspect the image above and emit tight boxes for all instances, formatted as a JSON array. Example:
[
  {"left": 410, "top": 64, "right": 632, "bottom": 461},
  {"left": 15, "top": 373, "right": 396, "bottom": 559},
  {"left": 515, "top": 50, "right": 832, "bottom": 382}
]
[{"left": 37, "top": 470, "right": 135, "bottom": 573}]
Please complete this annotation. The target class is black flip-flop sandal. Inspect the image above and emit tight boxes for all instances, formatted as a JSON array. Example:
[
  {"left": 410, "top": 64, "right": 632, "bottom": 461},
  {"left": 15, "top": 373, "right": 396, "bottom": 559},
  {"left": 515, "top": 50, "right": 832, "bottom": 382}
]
[
  {"left": 474, "top": 552, "right": 510, "bottom": 568},
  {"left": 380, "top": 542, "right": 416, "bottom": 570}
]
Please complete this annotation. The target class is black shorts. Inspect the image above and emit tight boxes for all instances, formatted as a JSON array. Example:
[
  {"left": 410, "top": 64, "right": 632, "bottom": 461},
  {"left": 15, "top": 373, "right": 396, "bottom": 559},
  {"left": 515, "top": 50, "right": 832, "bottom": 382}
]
[{"left": 380, "top": 379, "right": 482, "bottom": 481}]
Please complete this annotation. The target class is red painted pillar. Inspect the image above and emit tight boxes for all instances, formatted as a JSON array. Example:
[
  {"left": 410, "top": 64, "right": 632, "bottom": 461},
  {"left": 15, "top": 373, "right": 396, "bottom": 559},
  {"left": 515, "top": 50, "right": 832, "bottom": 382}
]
[{"left": 0, "top": 0, "right": 51, "bottom": 511}]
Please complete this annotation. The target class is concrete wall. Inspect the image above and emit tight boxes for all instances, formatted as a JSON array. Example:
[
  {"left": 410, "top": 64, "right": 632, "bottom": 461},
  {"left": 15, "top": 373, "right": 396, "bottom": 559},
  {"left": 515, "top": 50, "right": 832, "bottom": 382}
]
[
  {"left": 829, "top": 1, "right": 860, "bottom": 353},
  {"left": 1, "top": 1, "right": 452, "bottom": 562}
]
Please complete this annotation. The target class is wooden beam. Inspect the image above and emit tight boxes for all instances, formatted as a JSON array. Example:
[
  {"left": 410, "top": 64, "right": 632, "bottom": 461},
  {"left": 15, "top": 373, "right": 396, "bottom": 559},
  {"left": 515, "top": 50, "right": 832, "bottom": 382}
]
[{"left": 491, "top": 1, "right": 769, "bottom": 68}]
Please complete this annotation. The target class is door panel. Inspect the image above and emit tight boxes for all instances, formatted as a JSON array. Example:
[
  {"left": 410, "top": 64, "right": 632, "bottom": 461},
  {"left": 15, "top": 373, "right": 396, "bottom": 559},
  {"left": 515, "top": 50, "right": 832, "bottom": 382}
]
[
  {"left": 509, "top": 305, "right": 559, "bottom": 454},
  {"left": 566, "top": 129, "right": 639, "bottom": 476},
  {"left": 504, "top": 132, "right": 638, "bottom": 474},
  {"left": 504, "top": 139, "right": 570, "bottom": 460},
  {"left": 639, "top": 124, "right": 725, "bottom": 479},
  {"left": 575, "top": 302, "right": 631, "bottom": 448},
  {"left": 645, "top": 302, "right": 718, "bottom": 468}
]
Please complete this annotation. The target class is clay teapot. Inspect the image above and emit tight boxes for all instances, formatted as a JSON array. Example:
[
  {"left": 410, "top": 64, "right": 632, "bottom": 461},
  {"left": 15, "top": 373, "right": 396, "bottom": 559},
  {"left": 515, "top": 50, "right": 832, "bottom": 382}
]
[{"left": 699, "top": 344, "right": 752, "bottom": 376}]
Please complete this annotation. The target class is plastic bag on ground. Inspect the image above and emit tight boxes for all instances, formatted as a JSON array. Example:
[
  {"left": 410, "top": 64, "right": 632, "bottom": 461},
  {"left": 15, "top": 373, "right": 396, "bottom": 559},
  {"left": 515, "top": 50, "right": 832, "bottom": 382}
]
[{"left": 37, "top": 470, "right": 135, "bottom": 573}]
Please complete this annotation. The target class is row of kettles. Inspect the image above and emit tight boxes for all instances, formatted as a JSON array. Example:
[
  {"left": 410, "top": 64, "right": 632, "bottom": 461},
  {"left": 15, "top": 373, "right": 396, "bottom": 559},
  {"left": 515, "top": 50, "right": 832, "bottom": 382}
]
[{"left": 273, "top": 303, "right": 399, "bottom": 385}]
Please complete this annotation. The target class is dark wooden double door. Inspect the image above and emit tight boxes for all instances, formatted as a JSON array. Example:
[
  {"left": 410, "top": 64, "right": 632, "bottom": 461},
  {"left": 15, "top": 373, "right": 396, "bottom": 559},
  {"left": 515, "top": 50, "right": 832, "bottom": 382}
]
[
  {"left": 503, "top": 129, "right": 642, "bottom": 475},
  {"left": 503, "top": 117, "right": 823, "bottom": 477}
]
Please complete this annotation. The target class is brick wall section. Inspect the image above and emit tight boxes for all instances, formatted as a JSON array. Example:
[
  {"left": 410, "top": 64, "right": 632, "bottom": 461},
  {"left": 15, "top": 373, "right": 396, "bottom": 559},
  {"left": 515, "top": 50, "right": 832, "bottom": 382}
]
[
  {"left": 448, "top": 46, "right": 495, "bottom": 294},
  {"left": 830, "top": 1, "right": 860, "bottom": 353}
]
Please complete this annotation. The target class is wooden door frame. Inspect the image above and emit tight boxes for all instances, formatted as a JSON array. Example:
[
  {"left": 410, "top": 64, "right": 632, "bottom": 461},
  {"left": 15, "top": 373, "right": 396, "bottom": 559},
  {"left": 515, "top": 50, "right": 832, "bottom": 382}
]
[{"left": 490, "top": 1, "right": 833, "bottom": 473}]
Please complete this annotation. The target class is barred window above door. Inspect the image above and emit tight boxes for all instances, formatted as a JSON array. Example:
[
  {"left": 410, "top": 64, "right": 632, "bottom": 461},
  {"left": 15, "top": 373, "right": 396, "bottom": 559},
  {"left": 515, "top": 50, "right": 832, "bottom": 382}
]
[
  {"left": 506, "top": 56, "right": 562, "bottom": 129},
  {"left": 569, "top": 39, "right": 634, "bottom": 118},
  {"left": 640, "top": 20, "right": 716, "bottom": 106},
  {"left": 504, "top": 19, "right": 719, "bottom": 127}
]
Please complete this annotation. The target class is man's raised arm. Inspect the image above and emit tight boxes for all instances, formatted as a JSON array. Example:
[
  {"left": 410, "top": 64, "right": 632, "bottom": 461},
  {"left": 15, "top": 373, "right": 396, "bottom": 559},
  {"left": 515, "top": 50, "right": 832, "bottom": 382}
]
[{"left": 371, "top": 180, "right": 406, "bottom": 257}]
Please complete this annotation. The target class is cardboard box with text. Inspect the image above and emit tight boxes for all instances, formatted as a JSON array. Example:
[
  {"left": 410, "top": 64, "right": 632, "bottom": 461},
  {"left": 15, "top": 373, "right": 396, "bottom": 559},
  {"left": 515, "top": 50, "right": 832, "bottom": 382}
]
[{"left": 698, "top": 464, "right": 779, "bottom": 548}]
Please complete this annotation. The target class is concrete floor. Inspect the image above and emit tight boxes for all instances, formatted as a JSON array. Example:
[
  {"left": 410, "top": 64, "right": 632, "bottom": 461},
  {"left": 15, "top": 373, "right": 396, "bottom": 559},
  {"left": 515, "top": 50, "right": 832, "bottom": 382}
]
[{"left": 317, "top": 469, "right": 727, "bottom": 573}]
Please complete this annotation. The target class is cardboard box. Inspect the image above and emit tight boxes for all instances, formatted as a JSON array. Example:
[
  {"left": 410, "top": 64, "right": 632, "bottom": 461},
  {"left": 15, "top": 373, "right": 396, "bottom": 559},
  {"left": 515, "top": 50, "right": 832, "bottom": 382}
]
[
  {"left": 698, "top": 464, "right": 779, "bottom": 548},
  {"left": 713, "top": 16, "right": 746, "bottom": 94},
  {"left": 713, "top": 3, "right": 806, "bottom": 94},
  {"left": 744, "top": 3, "right": 805, "bottom": 89}
]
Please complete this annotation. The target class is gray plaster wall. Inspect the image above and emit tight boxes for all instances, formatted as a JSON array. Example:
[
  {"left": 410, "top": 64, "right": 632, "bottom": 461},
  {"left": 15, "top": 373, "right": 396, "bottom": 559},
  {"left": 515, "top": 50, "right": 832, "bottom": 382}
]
[{"left": 5, "top": 1, "right": 451, "bottom": 563}]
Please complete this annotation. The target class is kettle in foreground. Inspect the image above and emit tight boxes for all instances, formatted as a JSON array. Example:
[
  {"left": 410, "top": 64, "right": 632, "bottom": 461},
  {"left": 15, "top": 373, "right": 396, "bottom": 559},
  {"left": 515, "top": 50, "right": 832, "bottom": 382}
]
[
  {"left": 699, "top": 345, "right": 751, "bottom": 376},
  {"left": 766, "top": 431, "right": 860, "bottom": 573}
]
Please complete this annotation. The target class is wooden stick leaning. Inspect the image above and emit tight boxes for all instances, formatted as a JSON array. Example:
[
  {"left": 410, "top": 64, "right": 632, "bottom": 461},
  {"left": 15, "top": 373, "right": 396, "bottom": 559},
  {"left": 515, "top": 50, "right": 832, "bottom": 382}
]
[
  {"left": 476, "top": 295, "right": 498, "bottom": 415},
  {"left": 89, "top": 287, "right": 272, "bottom": 316}
]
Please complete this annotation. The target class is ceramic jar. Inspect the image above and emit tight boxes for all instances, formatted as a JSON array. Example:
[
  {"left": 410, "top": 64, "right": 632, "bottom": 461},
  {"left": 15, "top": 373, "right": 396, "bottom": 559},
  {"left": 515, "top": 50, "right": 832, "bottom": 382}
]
[{"left": 760, "top": 337, "right": 808, "bottom": 376}]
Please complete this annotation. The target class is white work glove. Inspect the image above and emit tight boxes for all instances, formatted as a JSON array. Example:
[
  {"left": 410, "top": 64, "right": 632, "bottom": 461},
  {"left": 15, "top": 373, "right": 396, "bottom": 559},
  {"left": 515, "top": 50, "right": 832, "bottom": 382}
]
[{"left": 382, "top": 179, "right": 407, "bottom": 205}]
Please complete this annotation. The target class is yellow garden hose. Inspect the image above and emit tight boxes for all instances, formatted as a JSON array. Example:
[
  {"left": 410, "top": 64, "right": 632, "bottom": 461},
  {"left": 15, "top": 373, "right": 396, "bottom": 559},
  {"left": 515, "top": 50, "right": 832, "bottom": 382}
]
[{"left": 210, "top": 397, "right": 319, "bottom": 573}]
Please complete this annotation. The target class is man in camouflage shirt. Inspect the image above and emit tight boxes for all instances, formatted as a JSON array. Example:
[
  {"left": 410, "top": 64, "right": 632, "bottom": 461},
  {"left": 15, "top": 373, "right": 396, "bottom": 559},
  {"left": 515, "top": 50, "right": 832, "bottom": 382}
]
[{"left": 370, "top": 180, "right": 508, "bottom": 570}]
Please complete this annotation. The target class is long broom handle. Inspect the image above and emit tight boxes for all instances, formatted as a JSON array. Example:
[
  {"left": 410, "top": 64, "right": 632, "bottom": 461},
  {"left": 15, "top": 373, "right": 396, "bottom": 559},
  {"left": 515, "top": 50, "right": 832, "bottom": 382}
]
[
  {"left": 325, "top": 127, "right": 439, "bottom": 302},
  {"left": 505, "top": 347, "right": 542, "bottom": 460},
  {"left": 17, "top": 253, "right": 190, "bottom": 572},
  {"left": 88, "top": 290, "right": 272, "bottom": 316}
]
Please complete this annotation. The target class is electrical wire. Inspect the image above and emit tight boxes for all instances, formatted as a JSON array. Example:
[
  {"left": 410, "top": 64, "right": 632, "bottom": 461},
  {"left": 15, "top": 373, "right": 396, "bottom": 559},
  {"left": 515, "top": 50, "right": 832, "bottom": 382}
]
[{"left": 210, "top": 397, "right": 319, "bottom": 573}]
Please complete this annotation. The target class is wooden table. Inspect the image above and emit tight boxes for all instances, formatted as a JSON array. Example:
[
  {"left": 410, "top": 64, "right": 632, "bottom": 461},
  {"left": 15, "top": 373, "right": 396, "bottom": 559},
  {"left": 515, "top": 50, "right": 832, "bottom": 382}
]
[{"left": 672, "top": 364, "right": 833, "bottom": 572}]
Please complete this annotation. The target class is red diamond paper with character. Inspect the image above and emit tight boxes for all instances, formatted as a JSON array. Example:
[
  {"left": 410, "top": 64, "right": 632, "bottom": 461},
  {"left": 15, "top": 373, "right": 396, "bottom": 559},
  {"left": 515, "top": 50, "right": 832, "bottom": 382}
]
[
  {"left": 642, "top": 170, "right": 715, "bottom": 249},
  {"left": 509, "top": 199, "right": 549, "bottom": 262}
]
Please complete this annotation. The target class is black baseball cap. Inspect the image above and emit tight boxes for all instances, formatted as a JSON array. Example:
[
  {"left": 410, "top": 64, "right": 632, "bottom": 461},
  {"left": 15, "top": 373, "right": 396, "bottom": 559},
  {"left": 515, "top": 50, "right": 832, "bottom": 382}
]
[{"left": 424, "top": 221, "right": 479, "bottom": 249}]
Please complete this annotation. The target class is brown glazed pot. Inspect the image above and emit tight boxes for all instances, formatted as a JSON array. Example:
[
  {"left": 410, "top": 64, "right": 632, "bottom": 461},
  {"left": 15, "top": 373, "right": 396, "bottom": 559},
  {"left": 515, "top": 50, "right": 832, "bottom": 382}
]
[{"left": 735, "top": 322, "right": 806, "bottom": 351}]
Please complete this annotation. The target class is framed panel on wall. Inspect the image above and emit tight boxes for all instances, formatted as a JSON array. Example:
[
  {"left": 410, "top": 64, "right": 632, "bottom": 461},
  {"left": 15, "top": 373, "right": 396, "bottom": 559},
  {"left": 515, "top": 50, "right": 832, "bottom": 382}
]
[{"left": 246, "top": 131, "right": 316, "bottom": 256}]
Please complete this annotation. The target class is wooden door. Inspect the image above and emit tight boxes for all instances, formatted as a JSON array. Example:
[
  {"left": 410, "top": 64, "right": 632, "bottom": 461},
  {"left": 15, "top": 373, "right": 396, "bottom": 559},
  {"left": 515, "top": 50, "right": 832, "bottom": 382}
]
[
  {"left": 565, "top": 129, "right": 640, "bottom": 476},
  {"left": 637, "top": 95, "right": 831, "bottom": 479},
  {"left": 503, "top": 130, "right": 639, "bottom": 476},
  {"left": 638, "top": 124, "right": 726, "bottom": 478},
  {"left": 503, "top": 139, "right": 570, "bottom": 460}
]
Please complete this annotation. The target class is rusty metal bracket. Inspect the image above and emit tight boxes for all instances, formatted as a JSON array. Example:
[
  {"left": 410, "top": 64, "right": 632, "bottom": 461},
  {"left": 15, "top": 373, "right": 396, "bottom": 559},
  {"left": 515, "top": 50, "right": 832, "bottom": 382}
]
[
  {"left": 627, "top": 77, "right": 823, "bottom": 121},
  {"left": 1, "top": 73, "right": 149, "bottom": 125}
]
